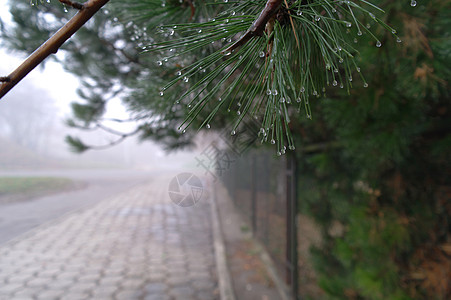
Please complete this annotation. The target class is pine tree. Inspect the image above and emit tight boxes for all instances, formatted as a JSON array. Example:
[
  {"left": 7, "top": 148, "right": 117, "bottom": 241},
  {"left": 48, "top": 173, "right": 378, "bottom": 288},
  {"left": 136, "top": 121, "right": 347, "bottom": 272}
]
[{"left": 2, "top": 0, "right": 400, "bottom": 153}]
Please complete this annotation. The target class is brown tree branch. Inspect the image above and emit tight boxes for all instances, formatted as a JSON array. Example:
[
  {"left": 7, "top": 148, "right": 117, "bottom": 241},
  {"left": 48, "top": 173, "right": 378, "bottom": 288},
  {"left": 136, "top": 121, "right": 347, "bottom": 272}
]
[
  {"left": 59, "top": 0, "right": 84, "bottom": 10},
  {"left": 0, "top": 0, "right": 110, "bottom": 99},
  {"left": 222, "top": 0, "right": 283, "bottom": 54}
]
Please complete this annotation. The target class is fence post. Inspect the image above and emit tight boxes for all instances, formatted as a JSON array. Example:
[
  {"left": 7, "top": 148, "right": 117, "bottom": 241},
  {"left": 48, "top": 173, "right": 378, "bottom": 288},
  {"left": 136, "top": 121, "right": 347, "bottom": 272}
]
[{"left": 286, "top": 152, "right": 299, "bottom": 299}]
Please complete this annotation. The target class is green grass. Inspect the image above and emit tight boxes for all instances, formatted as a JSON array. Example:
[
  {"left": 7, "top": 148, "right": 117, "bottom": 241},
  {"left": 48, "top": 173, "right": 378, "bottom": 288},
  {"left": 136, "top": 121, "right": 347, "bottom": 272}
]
[{"left": 0, "top": 177, "right": 77, "bottom": 203}]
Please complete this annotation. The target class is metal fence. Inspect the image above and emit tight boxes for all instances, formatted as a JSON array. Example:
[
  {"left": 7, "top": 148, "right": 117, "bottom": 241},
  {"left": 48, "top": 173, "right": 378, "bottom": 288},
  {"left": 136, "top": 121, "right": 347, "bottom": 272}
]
[{"left": 221, "top": 148, "right": 299, "bottom": 299}]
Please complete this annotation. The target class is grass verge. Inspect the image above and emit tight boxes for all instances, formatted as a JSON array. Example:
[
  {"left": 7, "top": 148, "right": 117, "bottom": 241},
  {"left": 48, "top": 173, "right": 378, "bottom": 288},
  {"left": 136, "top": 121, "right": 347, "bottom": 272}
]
[{"left": 0, "top": 177, "right": 80, "bottom": 204}]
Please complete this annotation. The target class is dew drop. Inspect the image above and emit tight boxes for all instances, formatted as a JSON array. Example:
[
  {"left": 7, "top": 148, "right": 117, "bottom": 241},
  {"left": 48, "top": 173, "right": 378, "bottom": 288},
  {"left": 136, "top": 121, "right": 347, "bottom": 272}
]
[
  {"left": 376, "top": 41, "right": 382, "bottom": 47},
  {"left": 218, "top": 97, "right": 222, "bottom": 102},
  {"left": 300, "top": 87, "right": 305, "bottom": 93},
  {"left": 397, "top": 37, "right": 402, "bottom": 43},
  {"left": 176, "top": 71, "right": 182, "bottom": 76},
  {"left": 157, "top": 60, "right": 162, "bottom": 66},
  {"left": 272, "top": 89, "right": 278, "bottom": 96},
  {"left": 349, "top": 76, "right": 353, "bottom": 82},
  {"left": 410, "top": 0, "right": 417, "bottom": 7},
  {"left": 223, "top": 0, "right": 228, "bottom": 2},
  {"left": 296, "top": 10, "right": 302, "bottom": 16},
  {"left": 277, "top": 151, "right": 281, "bottom": 156},
  {"left": 259, "top": 51, "right": 265, "bottom": 58},
  {"left": 206, "top": 124, "right": 211, "bottom": 129},
  {"left": 354, "top": 38, "right": 358, "bottom": 43},
  {"left": 198, "top": 29, "right": 202, "bottom": 33},
  {"left": 345, "top": 21, "right": 352, "bottom": 28},
  {"left": 237, "top": 111, "right": 241, "bottom": 115},
  {"left": 332, "top": 80, "right": 338, "bottom": 86},
  {"left": 271, "top": 139, "right": 275, "bottom": 144},
  {"left": 312, "top": 90, "right": 318, "bottom": 96},
  {"left": 363, "top": 83, "right": 368, "bottom": 88},
  {"left": 231, "top": 130, "right": 236, "bottom": 136},
  {"left": 63, "top": 5, "right": 68, "bottom": 13},
  {"left": 280, "top": 98, "right": 285, "bottom": 103},
  {"left": 296, "top": 97, "right": 301, "bottom": 103},
  {"left": 266, "top": 90, "right": 272, "bottom": 95},
  {"left": 183, "top": 76, "right": 189, "bottom": 83},
  {"left": 182, "top": 129, "right": 186, "bottom": 134},
  {"left": 159, "top": 91, "right": 164, "bottom": 96},
  {"left": 289, "top": 145, "right": 295, "bottom": 150},
  {"left": 357, "top": 31, "right": 362, "bottom": 36},
  {"left": 356, "top": 67, "right": 361, "bottom": 72}
]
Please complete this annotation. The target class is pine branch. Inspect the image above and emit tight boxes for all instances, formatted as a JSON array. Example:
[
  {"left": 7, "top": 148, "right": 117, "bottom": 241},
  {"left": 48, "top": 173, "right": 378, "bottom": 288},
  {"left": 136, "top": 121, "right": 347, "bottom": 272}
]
[
  {"left": 0, "top": 0, "right": 110, "bottom": 99},
  {"left": 65, "top": 127, "right": 140, "bottom": 153}
]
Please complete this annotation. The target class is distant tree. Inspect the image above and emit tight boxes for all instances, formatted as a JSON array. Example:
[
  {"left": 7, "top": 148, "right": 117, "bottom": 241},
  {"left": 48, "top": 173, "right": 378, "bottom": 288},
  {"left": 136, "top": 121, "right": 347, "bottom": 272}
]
[{"left": 0, "top": 78, "right": 57, "bottom": 152}]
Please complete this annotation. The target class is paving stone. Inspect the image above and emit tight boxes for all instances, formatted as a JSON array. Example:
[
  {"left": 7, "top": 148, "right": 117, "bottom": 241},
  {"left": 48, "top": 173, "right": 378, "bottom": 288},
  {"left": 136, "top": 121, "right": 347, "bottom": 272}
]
[
  {"left": 6, "top": 273, "right": 33, "bottom": 285},
  {"left": 197, "top": 290, "right": 220, "bottom": 300},
  {"left": 114, "top": 289, "right": 143, "bottom": 300},
  {"left": 26, "top": 277, "right": 49, "bottom": 288},
  {"left": 48, "top": 279, "right": 75, "bottom": 289},
  {"left": 59, "top": 292, "right": 90, "bottom": 300},
  {"left": 169, "top": 285, "right": 196, "bottom": 297},
  {"left": 91, "top": 285, "right": 118, "bottom": 297},
  {"left": 67, "top": 282, "right": 97, "bottom": 293},
  {"left": 0, "top": 283, "right": 24, "bottom": 294},
  {"left": 13, "top": 288, "right": 40, "bottom": 298},
  {"left": 0, "top": 177, "right": 218, "bottom": 300},
  {"left": 35, "top": 289, "right": 64, "bottom": 300},
  {"left": 143, "top": 294, "right": 171, "bottom": 300},
  {"left": 193, "top": 279, "right": 216, "bottom": 290}
]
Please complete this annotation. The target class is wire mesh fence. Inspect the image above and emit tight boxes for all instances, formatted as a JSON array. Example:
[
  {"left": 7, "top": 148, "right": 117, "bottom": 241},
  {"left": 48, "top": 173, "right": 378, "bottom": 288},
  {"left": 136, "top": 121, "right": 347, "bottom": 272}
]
[{"left": 220, "top": 148, "right": 299, "bottom": 299}]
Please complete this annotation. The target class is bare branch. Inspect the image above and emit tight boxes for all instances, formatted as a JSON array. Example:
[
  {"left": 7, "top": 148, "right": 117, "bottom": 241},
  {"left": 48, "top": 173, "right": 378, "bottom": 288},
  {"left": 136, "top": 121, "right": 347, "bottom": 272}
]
[{"left": 0, "top": 0, "right": 110, "bottom": 99}]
